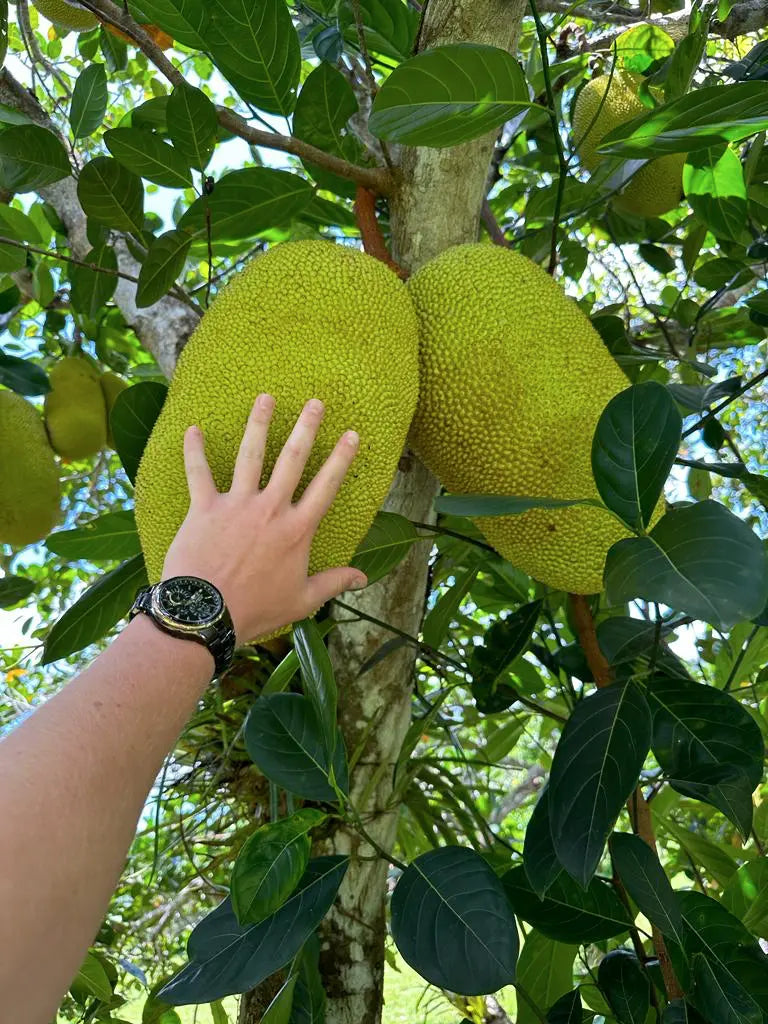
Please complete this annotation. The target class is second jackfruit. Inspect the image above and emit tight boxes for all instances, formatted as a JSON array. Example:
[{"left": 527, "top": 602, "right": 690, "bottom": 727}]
[
  {"left": 33, "top": 0, "right": 98, "bottom": 31},
  {"left": 0, "top": 390, "right": 61, "bottom": 546},
  {"left": 45, "top": 356, "right": 108, "bottom": 459}
]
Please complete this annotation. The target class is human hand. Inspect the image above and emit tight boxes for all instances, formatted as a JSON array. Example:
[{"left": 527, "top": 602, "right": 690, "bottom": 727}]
[{"left": 161, "top": 394, "right": 368, "bottom": 644}]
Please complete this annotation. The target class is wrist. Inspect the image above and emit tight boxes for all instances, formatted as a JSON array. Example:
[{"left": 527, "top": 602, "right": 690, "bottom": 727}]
[{"left": 124, "top": 614, "right": 216, "bottom": 683}]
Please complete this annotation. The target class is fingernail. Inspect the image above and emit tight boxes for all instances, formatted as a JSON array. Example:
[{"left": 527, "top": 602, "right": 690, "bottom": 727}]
[
  {"left": 306, "top": 398, "right": 324, "bottom": 416},
  {"left": 345, "top": 430, "right": 359, "bottom": 448},
  {"left": 350, "top": 574, "right": 367, "bottom": 590},
  {"left": 258, "top": 393, "right": 275, "bottom": 410}
]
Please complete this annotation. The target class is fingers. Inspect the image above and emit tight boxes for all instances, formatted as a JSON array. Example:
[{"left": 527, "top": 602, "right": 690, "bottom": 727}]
[
  {"left": 231, "top": 393, "right": 275, "bottom": 496},
  {"left": 183, "top": 425, "right": 217, "bottom": 506},
  {"left": 266, "top": 399, "right": 325, "bottom": 504},
  {"left": 297, "top": 429, "right": 360, "bottom": 523},
  {"left": 305, "top": 566, "right": 368, "bottom": 609}
]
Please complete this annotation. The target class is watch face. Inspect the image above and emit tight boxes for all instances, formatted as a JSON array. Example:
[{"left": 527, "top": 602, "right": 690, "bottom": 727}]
[{"left": 157, "top": 577, "right": 223, "bottom": 625}]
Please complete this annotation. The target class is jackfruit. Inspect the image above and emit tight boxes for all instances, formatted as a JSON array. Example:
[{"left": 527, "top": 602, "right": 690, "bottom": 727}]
[
  {"left": 45, "top": 357, "right": 108, "bottom": 459},
  {"left": 134, "top": 240, "right": 420, "bottom": 625},
  {"left": 407, "top": 243, "right": 642, "bottom": 595},
  {"left": 572, "top": 70, "right": 685, "bottom": 218},
  {"left": 99, "top": 371, "right": 128, "bottom": 448},
  {"left": 0, "top": 390, "right": 61, "bottom": 546},
  {"left": 33, "top": 0, "right": 98, "bottom": 32}
]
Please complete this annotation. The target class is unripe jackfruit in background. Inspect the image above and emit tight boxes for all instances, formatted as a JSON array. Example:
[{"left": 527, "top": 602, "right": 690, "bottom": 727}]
[
  {"left": 572, "top": 70, "right": 685, "bottom": 218},
  {"left": 135, "top": 240, "right": 420, "bottom": 612},
  {"left": 45, "top": 356, "right": 107, "bottom": 459},
  {"left": 99, "top": 371, "right": 128, "bottom": 448},
  {"left": 33, "top": 0, "right": 98, "bottom": 31},
  {"left": 408, "top": 244, "right": 638, "bottom": 595},
  {"left": 0, "top": 390, "right": 61, "bottom": 546}
]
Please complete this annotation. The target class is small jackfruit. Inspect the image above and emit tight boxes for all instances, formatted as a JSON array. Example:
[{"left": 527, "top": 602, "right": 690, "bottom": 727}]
[
  {"left": 134, "top": 240, "right": 420, "bottom": 624},
  {"left": 408, "top": 243, "right": 640, "bottom": 595},
  {"left": 572, "top": 70, "right": 685, "bottom": 218},
  {"left": 33, "top": 0, "right": 98, "bottom": 31},
  {"left": 99, "top": 371, "right": 128, "bottom": 448},
  {"left": 45, "top": 357, "right": 108, "bottom": 459},
  {"left": 0, "top": 390, "right": 61, "bottom": 546}
]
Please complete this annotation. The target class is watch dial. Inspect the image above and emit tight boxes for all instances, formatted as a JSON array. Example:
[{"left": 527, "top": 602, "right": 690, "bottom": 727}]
[{"left": 158, "top": 577, "right": 223, "bottom": 625}]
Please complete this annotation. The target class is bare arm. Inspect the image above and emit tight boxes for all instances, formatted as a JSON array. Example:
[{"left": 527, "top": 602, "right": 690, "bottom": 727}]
[{"left": 0, "top": 394, "right": 367, "bottom": 1023}]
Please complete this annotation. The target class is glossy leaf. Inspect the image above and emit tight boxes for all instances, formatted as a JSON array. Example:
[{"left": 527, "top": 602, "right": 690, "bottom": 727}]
[
  {"left": 423, "top": 566, "right": 478, "bottom": 649},
  {"left": 262, "top": 620, "right": 335, "bottom": 696},
  {"left": 262, "top": 974, "right": 299, "bottom": 1024},
  {"left": 549, "top": 683, "right": 651, "bottom": 886},
  {"left": 70, "top": 64, "right": 108, "bottom": 138},
  {"left": 160, "top": 857, "right": 348, "bottom": 1005},
  {"left": 0, "top": 125, "right": 70, "bottom": 191},
  {"left": 596, "top": 615, "right": 690, "bottom": 682},
  {"left": 338, "top": 0, "right": 418, "bottom": 62},
  {"left": 351, "top": 511, "right": 419, "bottom": 584},
  {"left": 136, "top": 229, "right": 193, "bottom": 308},
  {"left": 691, "top": 954, "right": 762, "bottom": 1024},
  {"left": 293, "top": 618, "right": 337, "bottom": 758},
  {"left": 470, "top": 599, "right": 542, "bottom": 713},
  {"left": 516, "top": 930, "right": 578, "bottom": 1024},
  {"left": 111, "top": 381, "right": 168, "bottom": 484},
  {"left": 133, "top": 0, "right": 209, "bottom": 48},
  {"left": 391, "top": 846, "right": 518, "bottom": 995},
  {"left": 0, "top": 351, "right": 50, "bottom": 395},
  {"left": 69, "top": 244, "right": 118, "bottom": 319},
  {"left": 166, "top": 84, "right": 218, "bottom": 171},
  {"left": 104, "top": 128, "right": 192, "bottom": 189},
  {"left": 605, "top": 500, "right": 768, "bottom": 630},
  {"left": 46, "top": 510, "right": 141, "bottom": 562},
  {"left": 43, "top": 554, "right": 148, "bottom": 663},
  {"left": 591, "top": 382, "right": 681, "bottom": 532},
  {"left": 523, "top": 786, "right": 562, "bottom": 897},
  {"left": 0, "top": 574, "right": 35, "bottom": 608},
  {"left": 292, "top": 62, "right": 361, "bottom": 197},
  {"left": 288, "top": 936, "right": 325, "bottom": 1024},
  {"left": 72, "top": 951, "right": 113, "bottom": 1003},
  {"left": 609, "top": 832, "right": 683, "bottom": 943},
  {"left": 77, "top": 157, "right": 144, "bottom": 233},
  {"left": 597, "top": 950, "right": 650, "bottom": 1024},
  {"left": 369, "top": 43, "right": 529, "bottom": 147},
  {"left": 684, "top": 146, "right": 747, "bottom": 243},
  {"left": 547, "top": 989, "right": 585, "bottom": 1023}
]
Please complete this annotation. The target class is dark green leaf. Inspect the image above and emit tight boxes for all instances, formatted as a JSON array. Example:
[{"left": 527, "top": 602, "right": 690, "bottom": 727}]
[
  {"left": 313, "top": 25, "right": 343, "bottom": 63},
  {"left": 69, "top": 244, "right": 118, "bottom": 318},
  {"left": 423, "top": 565, "right": 478, "bottom": 649},
  {"left": 70, "top": 64, "right": 108, "bottom": 139},
  {"left": 596, "top": 615, "right": 690, "bottom": 681},
  {"left": 350, "top": 511, "right": 419, "bottom": 584},
  {"left": 72, "top": 951, "right": 113, "bottom": 1004},
  {"left": 547, "top": 989, "right": 584, "bottom": 1023},
  {"left": 46, "top": 510, "right": 141, "bottom": 561},
  {"left": 502, "top": 865, "right": 632, "bottom": 943},
  {"left": 592, "top": 382, "right": 681, "bottom": 532},
  {"left": 549, "top": 683, "right": 651, "bottom": 886},
  {"left": 111, "top": 381, "right": 168, "bottom": 485},
  {"left": 159, "top": 857, "right": 348, "bottom": 1005},
  {"left": 77, "top": 157, "right": 144, "bottom": 233},
  {"left": 691, "top": 954, "right": 762, "bottom": 1024},
  {"left": 293, "top": 618, "right": 337, "bottom": 758},
  {"left": 434, "top": 494, "right": 602, "bottom": 517},
  {"left": 166, "top": 84, "right": 218, "bottom": 171},
  {"left": 470, "top": 599, "right": 542, "bottom": 713},
  {"left": 288, "top": 936, "right": 325, "bottom": 1024},
  {"left": 516, "top": 930, "right": 578, "bottom": 1024},
  {"left": 684, "top": 147, "right": 747, "bottom": 243},
  {"left": 0, "top": 204, "right": 42, "bottom": 243},
  {"left": 724, "top": 41, "right": 768, "bottom": 82},
  {"left": 605, "top": 500, "right": 768, "bottom": 630},
  {"left": 43, "top": 554, "right": 148, "bottom": 663},
  {"left": 132, "top": 0, "right": 208, "bottom": 48},
  {"left": 668, "top": 764, "right": 754, "bottom": 837},
  {"left": 136, "top": 229, "right": 193, "bottom": 308},
  {"left": 609, "top": 832, "right": 683, "bottom": 943},
  {"left": 369, "top": 43, "right": 530, "bottom": 147},
  {"left": 243, "top": 693, "right": 348, "bottom": 801},
  {"left": 391, "top": 846, "right": 518, "bottom": 995},
  {"left": 104, "top": 128, "right": 192, "bottom": 189},
  {"left": 262, "top": 974, "right": 299, "bottom": 1024},
  {"left": 292, "top": 62, "right": 361, "bottom": 197},
  {"left": 338, "top": 0, "right": 418, "bottom": 62},
  {"left": 206, "top": 0, "right": 300, "bottom": 115},
  {"left": 231, "top": 809, "right": 326, "bottom": 926},
  {"left": 100, "top": 26, "right": 127, "bottom": 72},
  {"left": 693, "top": 256, "right": 753, "bottom": 292},
  {"left": 0, "top": 574, "right": 35, "bottom": 607},
  {"left": 722, "top": 859, "right": 768, "bottom": 938},
  {"left": 0, "top": 351, "right": 50, "bottom": 395},
  {"left": 262, "top": 621, "right": 335, "bottom": 696},
  {"left": 0, "top": 125, "right": 70, "bottom": 191},
  {"left": 523, "top": 787, "right": 562, "bottom": 897},
  {"left": 597, "top": 950, "right": 650, "bottom": 1024},
  {"left": 662, "top": 1000, "right": 708, "bottom": 1023}
]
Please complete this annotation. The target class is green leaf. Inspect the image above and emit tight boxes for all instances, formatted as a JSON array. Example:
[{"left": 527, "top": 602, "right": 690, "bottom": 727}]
[
  {"left": 502, "top": 865, "right": 632, "bottom": 943},
  {"left": 77, "top": 157, "right": 144, "bottom": 233},
  {"left": 288, "top": 936, "right": 325, "bottom": 1024},
  {"left": 70, "top": 64, "right": 108, "bottom": 139},
  {"left": 656, "top": 815, "right": 740, "bottom": 887},
  {"left": 523, "top": 787, "right": 562, "bottom": 898},
  {"left": 159, "top": 857, "right": 348, "bottom": 1005},
  {"left": 423, "top": 565, "right": 478, "bottom": 649},
  {"left": 605, "top": 500, "right": 768, "bottom": 630},
  {"left": 166, "top": 84, "right": 218, "bottom": 171},
  {"left": 549, "top": 683, "right": 651, "bottom": 887},
  {"left": 0, "top": 125, "right": 70, "bottom": 191},
  {"left": 46, "top": 510, "right": 141, "bottom": 562},
  {"left": 293, "top": 618, "right": 337, "bottom": 758},
  {"left": 597, "top": 950, "right": 650, "bottom": 1024},
  {"left": 72, "top": 951, "right": 114, "bottom": 1004},
  {"left": 111, "top": 381, "right": 168, "bottom": 484},
  {"left": 484, "top": 716, "right": 526, "bottom": 763},
  {"left": 338, "top": 0, "right": 419, "bottom": 62},
  {"left": 100, "top": 26, "right": 127, "bottom": 72},
  {"left": 596, "top": 615, "right": 690, "bottom": 682},
  {"left": 209, "top": 1001, "right": 228, "bottom": 1024},
  {"left": 206, "top": 0, "right": 301, "bottom": 115},
  {"left": 0, "top": 204, "right": 43, "bottom": 243},
  {"left": 262, "top": 974, "right": 299, "bottom": 1024},
  {"left": 369, "top": 43, "right": 530, "bottom": 147},
  {"left": 434, "top": 494, "right": 603, "bottom": 517},
  {"left": 0, "top": 351, "right": 50, "bottom": 395},
  {"left": 0, "top": 574, "right": 35, "bottom": 608},
  {"left": 547, "top": 990, "right": 584, "bottom": 1023},
  {"left": 616, "top": 24, "right": 675, "bottom": 73},
  {"left": 722, "top": 859, "right": 768, "bottom": 938},
  {"left": 292, "top": 62, "right": 361, "bottom": 197},
  {"left": 104, "top": 128, "right": 192, "bottom": 189},
  {"left": 231, "top": 809, "right": 326, "bottom": 926},
  {"left": 391, "top": 846, "right": 518, "bottom": 995},
  {"left": 131, "top": 0, "right": 209, "bottom": 48},
  {"left": 136, "top": 228, "right": 193, "bottom": 308},
  {"left": 69, "top": 244, "right": 118, "bottom": 319},
  {"left": 684, "top": 147, "right": 747, "bottom": 243},
  {"left": 43, "top": 554, "right": 148, "bottom": 663},
  {"left": 638, "top": 242, "right": 677, "bottom": 274},
  {"left": 351, "top": 511, "right": 419, "bottom": 584},
  {"left": 262, "top": 621, "right": 335, "bottom": 696},
  {"left": 470, "top": 599, "right": 542, "bottom": 713},
  {"left": 591, "top": 382, "right": 682, "bottom": 532},
  {"left": 691, "top": 954, "right": 762, "bottom": 1024},
  {"left": 179, "top": 168, "right": 313, "bottom": 242},
  {"left": 609, "top": 832, "right": 683, "bottom": 943},
  {"left": 662, "top": 1001, "right": 708, "bottom": 1023},
  {"left": 516, "top": 931, "right": 578, "bottom": 1024},
  {"left": 243, "top": 693, "right": 348, "bottom": 801},
  {"left": 599, "top": 82, "right": 768, "bottom": 157}
]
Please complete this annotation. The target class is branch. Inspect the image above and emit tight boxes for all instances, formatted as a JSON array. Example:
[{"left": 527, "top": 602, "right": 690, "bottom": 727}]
[{"left": 353, "top": 186, "right": 407, "bottom": 277}]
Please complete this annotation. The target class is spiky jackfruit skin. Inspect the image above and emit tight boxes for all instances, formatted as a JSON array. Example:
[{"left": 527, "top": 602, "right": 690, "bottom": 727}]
[
  {"left": 408, "top": 244, "right": 638, "bottom": 595},
  {"left": 33, "top": 0, "right": 98, "bottom": 31},
  {"left": 134, "top": 240, "right": 420, "bottom": 607},
  {"left": 99, "top": 371, "right": 128, "bottom": 448},
  {"left": 572, "top": 71, "right": 685, "bottom": 218},
  {"left": 0, "top": 391, "right": 61, "bottom": 546},
  {"left": 45, "top": 357, "right": 107, "bottom": 459}
]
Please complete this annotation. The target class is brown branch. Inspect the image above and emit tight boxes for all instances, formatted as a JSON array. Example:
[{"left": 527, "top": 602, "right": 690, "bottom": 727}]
[
  {"left": 569, "top": 592, "right": 684, "bottom": 1001},
  {"left": 0, "top": 236, "right": 139, "bottom": 283},
  {"left": 481, "top": 198, "right": 511, "bottom": 247},
  {"left": 353, "top": 187, "right": 407, "bottom": 278}
]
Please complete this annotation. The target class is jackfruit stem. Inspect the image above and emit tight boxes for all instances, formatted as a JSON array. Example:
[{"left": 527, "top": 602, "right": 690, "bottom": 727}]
[{"left": 354, "top": 187, "right": 407, "bottom": 278}]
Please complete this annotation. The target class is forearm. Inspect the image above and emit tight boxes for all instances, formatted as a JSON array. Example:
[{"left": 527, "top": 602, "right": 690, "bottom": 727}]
[{"left": 0, "top": 615, "right": 213, "bottom": 1024}]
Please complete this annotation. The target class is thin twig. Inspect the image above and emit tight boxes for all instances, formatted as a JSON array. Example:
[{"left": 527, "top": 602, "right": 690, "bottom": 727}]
[
  {"left": 682, "top": 367, "right": 768, "bottom": 438},
  {"left": 0, "top": 236, "right": 140, "bottom": 283}
]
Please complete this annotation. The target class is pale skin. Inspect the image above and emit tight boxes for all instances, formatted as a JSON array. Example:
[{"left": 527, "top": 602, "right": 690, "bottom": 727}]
[{"left": 0, "top": 394, "right": 368, "bottom": 1024}]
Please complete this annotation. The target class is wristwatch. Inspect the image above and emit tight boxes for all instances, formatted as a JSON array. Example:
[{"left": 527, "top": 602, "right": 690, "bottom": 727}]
[{"left": 129, "top": 575, "right": 237, "bottom": 677}]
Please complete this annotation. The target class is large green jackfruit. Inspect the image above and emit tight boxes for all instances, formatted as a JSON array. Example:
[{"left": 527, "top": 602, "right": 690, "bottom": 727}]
[
  {"left": 0, "top": 390, "right": 61, "bottom": 546},
  {"left": 99, "top": 371, "right": 128, "bottom": 448},
  {"left": 134, "top": 240, "right": 420, "bottom": 615},
  {"left": 408, "top": 243, "right": 640, "bottom": 595},
  {"left": 45, "top": 356, "right": 108, "bottom": 459},
  {"left": 572, "top": 70, "right": 685, "bottom": 218},
  {"left": 33, "top": 0, "right": 99, "bottom": 31}
]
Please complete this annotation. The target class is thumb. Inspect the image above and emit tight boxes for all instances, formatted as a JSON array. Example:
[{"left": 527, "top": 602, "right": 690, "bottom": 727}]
[{"left": 305, "top": 567, "right": 368, "bottom": 607}]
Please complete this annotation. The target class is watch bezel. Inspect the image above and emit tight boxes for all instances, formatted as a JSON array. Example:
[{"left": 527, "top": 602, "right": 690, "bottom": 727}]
[{"left": 151, "top": 576, "right": 225, "bottom": 633}]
